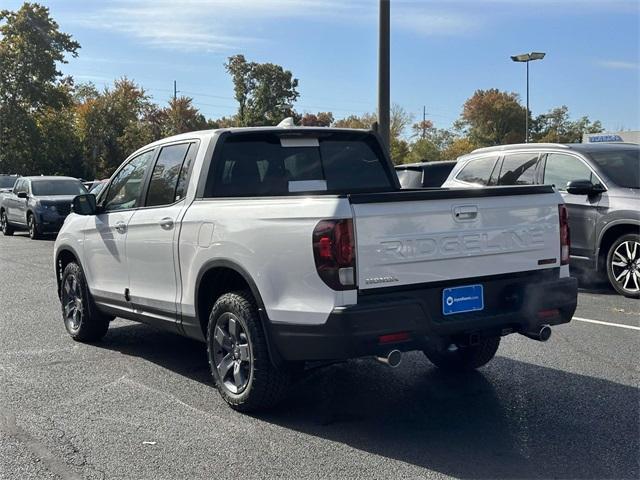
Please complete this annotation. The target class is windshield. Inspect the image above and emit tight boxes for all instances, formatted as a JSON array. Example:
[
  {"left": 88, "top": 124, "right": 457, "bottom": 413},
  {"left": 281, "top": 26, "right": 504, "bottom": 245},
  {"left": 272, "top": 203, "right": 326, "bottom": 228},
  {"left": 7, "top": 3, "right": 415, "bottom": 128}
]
[
  {"left": 0, "top": 176, "right": 17, "bottom": 188},
  {"left": 589, "top": 149, "right": 639, "bottom": 189},
  {"left": 31, "top": 179, "right": 87, "bottom": 196}
]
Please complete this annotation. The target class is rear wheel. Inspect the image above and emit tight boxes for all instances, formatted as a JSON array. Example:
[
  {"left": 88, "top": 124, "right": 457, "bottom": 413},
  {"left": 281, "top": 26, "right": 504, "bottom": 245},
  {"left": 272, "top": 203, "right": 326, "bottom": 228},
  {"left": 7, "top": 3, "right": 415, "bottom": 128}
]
[
  {"left": 27, "top": 213, "right": 40, "bottom": 240},
  {"left": 0, "top": 210, "right": 14, "bottom": 236},
  {"left": 207, "top": 291, "right": 290, "bottom": 411},
  {"left": 60, "top": 262, "right": 110, "bottom": 342},
  {"left": 607, "top": 234, "right": 640, "bottom": 299},
  {"left": 424, "top": 336, "right": 501, "bottom": 372}
]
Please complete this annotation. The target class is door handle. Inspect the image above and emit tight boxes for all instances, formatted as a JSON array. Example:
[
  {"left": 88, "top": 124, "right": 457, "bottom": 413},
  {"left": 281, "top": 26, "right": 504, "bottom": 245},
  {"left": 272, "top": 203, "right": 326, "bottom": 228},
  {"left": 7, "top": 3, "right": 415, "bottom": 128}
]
[
  {"left": 115, "top": 221, "right": 127, "bottom": 233},
  {"left": 159, "top": 217, "right": 174, "bottom": 230},
  {"left": 453, "top": 205, "right": 478, "bottom": 221}
]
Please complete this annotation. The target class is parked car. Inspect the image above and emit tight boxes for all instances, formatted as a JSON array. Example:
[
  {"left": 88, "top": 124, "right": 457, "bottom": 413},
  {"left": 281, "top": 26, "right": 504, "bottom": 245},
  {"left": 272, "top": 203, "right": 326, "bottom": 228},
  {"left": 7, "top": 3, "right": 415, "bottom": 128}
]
[
  {"left": 0, "top": 176, "right": 87, "bottom": 239},
  {"left": 54, "top": 125, "right": 577, "bottom": 411},
  {"left": 0, "top": 174, "right": 19, "bottom": 193},
  {"left": 442, "top": 143, "right": 640, "bottom": 298},
  {"left": 395, "top": 160, "right": 457, "bottom": 188}
]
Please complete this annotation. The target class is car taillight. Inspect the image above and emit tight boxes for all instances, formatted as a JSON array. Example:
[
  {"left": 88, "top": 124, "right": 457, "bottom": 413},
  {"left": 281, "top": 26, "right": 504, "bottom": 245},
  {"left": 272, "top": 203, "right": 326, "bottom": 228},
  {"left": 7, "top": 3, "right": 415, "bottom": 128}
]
[
  {"left": 559, "top": 204, "right": 570, "bottom": 265},
  {"left": 312, "top": 219, "right": 356, "bottom": 290}
]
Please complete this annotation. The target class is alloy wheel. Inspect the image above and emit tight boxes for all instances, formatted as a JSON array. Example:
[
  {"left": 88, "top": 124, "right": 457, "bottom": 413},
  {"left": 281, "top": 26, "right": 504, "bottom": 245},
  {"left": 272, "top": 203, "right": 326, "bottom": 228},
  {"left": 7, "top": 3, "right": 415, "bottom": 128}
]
[
  {"left": 610, "top": 240, "right": 640, "bottom": 294},
  {"left": 212, "top": 313, "right": 252, "bottom": 394},
  {"left": 1, "top": 212, "right": 6, "bottom": 233},
  {"left": 62, "top": 274, "right": 84, "bottom": 332}
]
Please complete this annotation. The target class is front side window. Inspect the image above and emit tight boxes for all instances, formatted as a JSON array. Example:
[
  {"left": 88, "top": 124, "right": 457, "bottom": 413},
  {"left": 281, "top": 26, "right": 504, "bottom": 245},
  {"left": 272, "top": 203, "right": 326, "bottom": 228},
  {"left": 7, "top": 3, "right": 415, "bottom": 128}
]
[
  {"left": 456, "top": 155, "right": 498, "bottom": 186},
  {"left": 544, "top": 153, "right": 595, "bottom": 191},
  {"left": 146, "top": 143, "right": 192, "bottom": 207},
  {"left": 497, "top": 153, "right": 539, "bottom": 185},
  {"left": 589, "top": 149, "right": 639, "bottom": 189},
  {"left": 13, "top": 179, "right": 25, "bottom": 194},
  {"left": 103, "top": 150, "right": 155, "bottom": 211}
]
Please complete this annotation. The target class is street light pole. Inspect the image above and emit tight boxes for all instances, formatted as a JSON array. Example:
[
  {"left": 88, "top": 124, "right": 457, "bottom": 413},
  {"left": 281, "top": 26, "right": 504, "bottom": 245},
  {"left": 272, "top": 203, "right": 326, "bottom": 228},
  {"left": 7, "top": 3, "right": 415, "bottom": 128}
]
[
  {"left": 526, "top": 60, "right": 529, "bottom": 143},
  {"left": 511, "top": 52, "right": 545, "bottom": 143},
  {"left": 378, "top": 0, "right": 390, "bottom": 154}
]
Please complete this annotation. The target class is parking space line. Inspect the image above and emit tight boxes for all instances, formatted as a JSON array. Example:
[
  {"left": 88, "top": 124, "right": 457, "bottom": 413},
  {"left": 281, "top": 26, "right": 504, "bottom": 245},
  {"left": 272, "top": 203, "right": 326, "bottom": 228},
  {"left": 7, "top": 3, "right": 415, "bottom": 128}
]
[{"left": 573, "top": 316, "right": 640, "bottom": 331}]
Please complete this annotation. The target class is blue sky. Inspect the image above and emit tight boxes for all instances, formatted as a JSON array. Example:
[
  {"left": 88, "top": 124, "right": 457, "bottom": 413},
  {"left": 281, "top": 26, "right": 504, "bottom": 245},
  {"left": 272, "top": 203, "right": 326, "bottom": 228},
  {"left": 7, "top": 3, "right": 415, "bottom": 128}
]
[{"left": 7, "top": 0, "right": 640, "bottom": 131}]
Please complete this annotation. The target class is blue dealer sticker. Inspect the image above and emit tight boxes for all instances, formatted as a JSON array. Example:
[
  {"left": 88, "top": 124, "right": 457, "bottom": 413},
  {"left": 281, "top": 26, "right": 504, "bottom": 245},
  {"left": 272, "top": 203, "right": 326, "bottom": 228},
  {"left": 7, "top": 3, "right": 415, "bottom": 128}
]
[{"left": 442, "top": 284, "right": 484, "bottom": 315}]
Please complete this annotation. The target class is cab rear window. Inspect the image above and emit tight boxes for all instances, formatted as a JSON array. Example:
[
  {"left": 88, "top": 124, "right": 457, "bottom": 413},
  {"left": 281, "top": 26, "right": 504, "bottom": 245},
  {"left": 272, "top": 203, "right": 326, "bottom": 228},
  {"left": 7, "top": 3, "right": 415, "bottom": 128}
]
[{"left": 205, "top": 132, "right": 394, "bottom": 197}]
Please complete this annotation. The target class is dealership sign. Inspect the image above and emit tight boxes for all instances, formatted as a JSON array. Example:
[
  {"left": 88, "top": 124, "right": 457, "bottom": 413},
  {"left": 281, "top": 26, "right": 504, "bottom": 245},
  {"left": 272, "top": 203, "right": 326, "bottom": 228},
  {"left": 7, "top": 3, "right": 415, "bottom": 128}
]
[{"left": 587, "top": 134, "right": 624, "bottom": 143}]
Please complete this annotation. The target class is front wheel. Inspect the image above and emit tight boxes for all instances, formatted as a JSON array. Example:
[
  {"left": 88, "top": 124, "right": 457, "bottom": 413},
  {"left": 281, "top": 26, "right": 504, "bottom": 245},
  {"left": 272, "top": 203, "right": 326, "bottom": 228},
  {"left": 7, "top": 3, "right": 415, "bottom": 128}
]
[
  {"left": 207, "top": 291, "right": 290, "bottom": 412},
  {"left": 60, "top": 262, "right": 110, "bottom": 342},
  {"left": 27, "top": 213, "right": 40, "bottom": 240},
  {"left": 424, "top": 336, "right": 501, "bottom": 372},
  {"left": 607, "top": 234, "right": 640, "bottom": 298},
  {"left": 1, "top": 211, "right": 14, "bottom": 236}
]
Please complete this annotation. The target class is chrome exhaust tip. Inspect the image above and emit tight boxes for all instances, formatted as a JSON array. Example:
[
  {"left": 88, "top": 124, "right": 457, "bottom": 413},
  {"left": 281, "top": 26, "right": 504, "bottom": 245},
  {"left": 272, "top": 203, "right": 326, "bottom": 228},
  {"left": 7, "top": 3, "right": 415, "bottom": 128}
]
[
  {"left": 522, "top": 325, "right": 552, "bottom": 342},
  {"left": 376, "top": 349, "right": 402, "bottom": 368}
]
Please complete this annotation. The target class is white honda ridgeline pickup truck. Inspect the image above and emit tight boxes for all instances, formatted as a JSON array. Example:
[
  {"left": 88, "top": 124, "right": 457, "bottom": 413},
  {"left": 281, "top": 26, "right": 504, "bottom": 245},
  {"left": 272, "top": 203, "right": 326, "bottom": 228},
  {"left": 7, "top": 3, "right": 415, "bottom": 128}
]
[{"left": 54, "top": 125, "right": 578, "bottom": 411}]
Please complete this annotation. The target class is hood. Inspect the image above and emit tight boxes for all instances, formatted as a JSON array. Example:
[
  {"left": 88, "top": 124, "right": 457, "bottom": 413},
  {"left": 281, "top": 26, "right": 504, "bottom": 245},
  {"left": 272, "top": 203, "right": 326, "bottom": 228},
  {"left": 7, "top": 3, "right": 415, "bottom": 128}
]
[
  {"left": 35, "top": 195, "right": 77, "bottom": 204},
  {"left": 607, "top": 188, "right": 640, "bottom": 201}
]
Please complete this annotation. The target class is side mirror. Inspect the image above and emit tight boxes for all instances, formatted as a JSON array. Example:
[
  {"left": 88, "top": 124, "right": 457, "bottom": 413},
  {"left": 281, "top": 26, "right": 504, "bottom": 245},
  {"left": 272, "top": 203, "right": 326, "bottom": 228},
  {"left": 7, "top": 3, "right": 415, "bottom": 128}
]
[
  {"left": 565, "top": 179, "right": 605, "bottom": 196},
  {"left": 71, "top": 194, "right": 97, "bottom": 216},
  {"left": 17, "top": 191, "right": 28, "bottom": 199}
]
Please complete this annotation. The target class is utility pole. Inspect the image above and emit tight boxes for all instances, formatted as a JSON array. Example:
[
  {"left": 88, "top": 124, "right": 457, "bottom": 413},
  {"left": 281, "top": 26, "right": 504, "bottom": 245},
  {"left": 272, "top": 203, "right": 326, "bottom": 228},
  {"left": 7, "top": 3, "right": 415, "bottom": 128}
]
[
  {"left": 422, "top": 105, "right": 427, "bottom": 139},
  {"left": 173, "top": 80, "right": 177, "bottom": 102},
  {"left": 378, "top": 0, "right": 390, "bottom": 155}
]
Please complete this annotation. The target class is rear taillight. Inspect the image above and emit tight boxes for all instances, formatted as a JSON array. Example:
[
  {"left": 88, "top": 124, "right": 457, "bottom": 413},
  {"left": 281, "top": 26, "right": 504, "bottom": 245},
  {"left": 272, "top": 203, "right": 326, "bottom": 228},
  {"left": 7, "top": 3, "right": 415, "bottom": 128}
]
[
  {"left": 559, "top": 204, "right": 570, "bottom": 265},
  {"left": 312, "top": 219, "right": 356, "bottom": 290}
]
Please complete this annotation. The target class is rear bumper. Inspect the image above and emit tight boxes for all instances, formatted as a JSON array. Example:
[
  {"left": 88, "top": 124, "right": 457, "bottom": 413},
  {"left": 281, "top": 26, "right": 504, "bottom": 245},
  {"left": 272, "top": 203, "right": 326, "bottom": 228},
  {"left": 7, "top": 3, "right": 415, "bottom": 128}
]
[{"left": 270, "top": 270, "right": 578, "bottom": 362}]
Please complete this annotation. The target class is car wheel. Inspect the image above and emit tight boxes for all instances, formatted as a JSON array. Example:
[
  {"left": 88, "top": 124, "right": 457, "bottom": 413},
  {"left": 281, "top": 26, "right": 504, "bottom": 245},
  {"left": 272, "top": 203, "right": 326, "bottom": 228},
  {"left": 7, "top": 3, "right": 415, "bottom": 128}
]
[
  {"left": 27, "top": 213, "right": 40, "bottom": 240},
  {"left": 606, "top": 233, "right": 640, "bottom": 299},
  {"left": 60, "top": 262, "right": 110, "bottom": 342},
  {"left": 1, "top": 210, "right": 14, "bottom": 236},
  {"left": 424, "top": 336, "right": 501, "bottom": 372},
  {"left": 207, "top": 291, "right": 290, "bottom": 412}
]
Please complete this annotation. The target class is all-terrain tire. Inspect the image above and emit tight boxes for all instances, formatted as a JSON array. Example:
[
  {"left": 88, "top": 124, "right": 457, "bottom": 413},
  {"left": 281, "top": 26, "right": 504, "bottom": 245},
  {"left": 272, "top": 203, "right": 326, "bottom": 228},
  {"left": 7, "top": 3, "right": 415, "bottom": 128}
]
[
  {"left": 60, "top": 262, "right": 110, "bottom": 342},
  {"left": 207, "top": 291, "right": 290, "bottom": 412}
]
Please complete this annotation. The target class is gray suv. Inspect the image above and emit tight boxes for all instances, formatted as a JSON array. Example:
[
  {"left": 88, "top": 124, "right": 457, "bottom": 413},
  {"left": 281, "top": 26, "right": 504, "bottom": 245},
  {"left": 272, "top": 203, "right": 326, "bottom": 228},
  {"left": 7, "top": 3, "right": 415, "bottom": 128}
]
[{"left": 442, "top": 143, "right": 639, "bottom": 298}]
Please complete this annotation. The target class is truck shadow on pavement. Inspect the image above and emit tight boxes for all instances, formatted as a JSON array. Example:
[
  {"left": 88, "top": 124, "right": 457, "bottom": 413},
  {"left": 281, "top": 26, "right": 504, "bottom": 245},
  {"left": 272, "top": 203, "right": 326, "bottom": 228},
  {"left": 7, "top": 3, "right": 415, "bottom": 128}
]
[{"left": 100, "top": 322, "right": 639, "bottom": 480}]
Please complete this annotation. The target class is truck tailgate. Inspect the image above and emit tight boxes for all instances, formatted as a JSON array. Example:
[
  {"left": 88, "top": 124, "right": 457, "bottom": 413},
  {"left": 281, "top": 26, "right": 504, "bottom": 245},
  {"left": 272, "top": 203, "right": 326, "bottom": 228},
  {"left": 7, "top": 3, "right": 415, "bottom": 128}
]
[{"left": 350, "top": 186, "right": 562, "bottom": 290}]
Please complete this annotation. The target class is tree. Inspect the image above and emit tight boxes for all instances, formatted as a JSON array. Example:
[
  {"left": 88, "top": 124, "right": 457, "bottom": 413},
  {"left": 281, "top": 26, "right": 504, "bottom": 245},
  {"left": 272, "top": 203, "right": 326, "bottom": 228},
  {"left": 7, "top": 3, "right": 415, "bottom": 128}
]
[
  {"left": 0, "top": 2, "right": 80, "bottom": 174},
  {"left": 162, "top": 96, "right": 208, "bottom": 136},
  {"left": 75, "top": 78, "right": 156, "bottom": 177},
  {"left": 457, "top": 89, "right": 526, "bottom": 146},
  {"left": 333, "top": 113, "right": 377, "bottom": 130},
  {"left": 225, "top": 54, "right": 300, "bottom": 126},
  {"left": 299, "top": 112, "right": 334, "bottom": 127},
  {"left": 442, "top": 137, "right": 477, "bottom": 159},
  {"left": 407, "top": 138, "right": 441, "bottom": 163},
  {"left": 532, "top": 105, "right": 603, "bottom": 143}
]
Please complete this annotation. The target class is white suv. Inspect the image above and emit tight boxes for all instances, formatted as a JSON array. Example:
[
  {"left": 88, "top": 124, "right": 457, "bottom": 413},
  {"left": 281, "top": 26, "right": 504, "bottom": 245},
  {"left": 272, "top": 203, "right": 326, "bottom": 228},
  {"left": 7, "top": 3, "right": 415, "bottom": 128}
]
[{"left": 54, "top": 126, "right": 578, "bottom": 411}]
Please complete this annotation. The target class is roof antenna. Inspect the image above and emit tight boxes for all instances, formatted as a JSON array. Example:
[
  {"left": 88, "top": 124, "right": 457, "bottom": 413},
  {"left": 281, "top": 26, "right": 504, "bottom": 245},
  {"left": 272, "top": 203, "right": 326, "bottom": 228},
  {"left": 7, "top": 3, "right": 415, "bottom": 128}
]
[{"left": 277, "top": 117, "right": 295, "bottom": 128}]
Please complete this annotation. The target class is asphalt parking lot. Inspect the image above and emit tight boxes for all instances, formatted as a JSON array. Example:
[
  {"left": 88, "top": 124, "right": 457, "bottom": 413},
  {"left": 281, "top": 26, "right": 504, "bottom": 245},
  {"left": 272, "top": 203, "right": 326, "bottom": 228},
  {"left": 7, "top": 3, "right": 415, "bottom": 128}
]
[{"left": 0, "top": 232, "right": 638, "bottom": 480}]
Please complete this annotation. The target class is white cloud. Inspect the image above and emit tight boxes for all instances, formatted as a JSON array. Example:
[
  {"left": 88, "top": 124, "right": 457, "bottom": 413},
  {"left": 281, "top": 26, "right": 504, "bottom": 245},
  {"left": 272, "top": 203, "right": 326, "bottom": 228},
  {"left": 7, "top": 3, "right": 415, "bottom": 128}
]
[
  {"left": 597, "top": 60, "right": 639, "bottom": 70},
  {"left": 65, "top": 0, "right": 482, "bottom": 52}
]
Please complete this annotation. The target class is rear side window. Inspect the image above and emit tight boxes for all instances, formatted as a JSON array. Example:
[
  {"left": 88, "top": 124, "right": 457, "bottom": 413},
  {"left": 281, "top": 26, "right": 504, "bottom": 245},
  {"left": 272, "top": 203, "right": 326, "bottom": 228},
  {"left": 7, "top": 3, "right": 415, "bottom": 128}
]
[
  {"left": 456, "top": 156, "right": 498, "bottom": 186},
  {"left": 206, "top": 132, "right": 393, "bottom": 197},
  {"left": 146, "top": 142, "right": 195, "bottom": 207},
  {"left": 497, "top": 153, "right": 539, "bottom": 185}
]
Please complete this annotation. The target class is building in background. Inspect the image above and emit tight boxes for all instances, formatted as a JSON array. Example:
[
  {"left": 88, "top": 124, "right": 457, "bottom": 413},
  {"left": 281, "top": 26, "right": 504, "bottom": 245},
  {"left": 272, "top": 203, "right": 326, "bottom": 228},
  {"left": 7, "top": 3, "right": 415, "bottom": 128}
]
[{"left": 583, "top": 131, "right": 639, "bottom": 144}]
